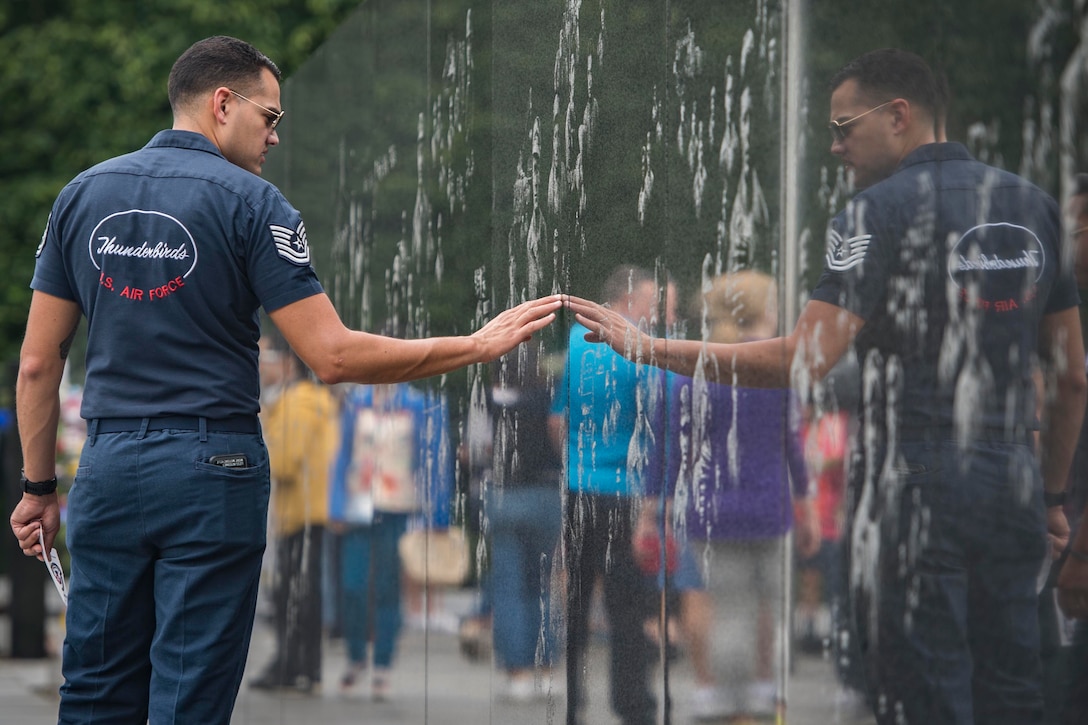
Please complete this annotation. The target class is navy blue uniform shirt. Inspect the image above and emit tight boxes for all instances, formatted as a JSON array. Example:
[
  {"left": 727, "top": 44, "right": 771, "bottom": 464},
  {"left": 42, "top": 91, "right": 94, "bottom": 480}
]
[
  {"left": 32, "top": 130, "right": 324, "bottom": 420},
  {"left": 811, "top": 142, "right": 1078, "bottom": 436}
]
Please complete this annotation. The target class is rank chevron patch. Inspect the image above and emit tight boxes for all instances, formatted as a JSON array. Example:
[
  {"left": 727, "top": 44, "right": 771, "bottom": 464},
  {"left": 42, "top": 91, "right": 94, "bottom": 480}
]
[
  {"left": 826, "top": 229, "right": 871, "bottom": 272},
  {"left": 270, "top": 221, "right": 310, "bottom": 265}
]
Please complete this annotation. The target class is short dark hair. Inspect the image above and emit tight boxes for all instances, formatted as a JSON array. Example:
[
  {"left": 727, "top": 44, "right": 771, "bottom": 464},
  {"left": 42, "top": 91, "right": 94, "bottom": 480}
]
[
  {"left": 600, "top": 265, "right": 655, "bottom": 305},
  {"left": 168, "top": 36, "right": 281, "bottom": 113},
  {"left": 830, "top": 48, "right": 940, "bottom": 120}
]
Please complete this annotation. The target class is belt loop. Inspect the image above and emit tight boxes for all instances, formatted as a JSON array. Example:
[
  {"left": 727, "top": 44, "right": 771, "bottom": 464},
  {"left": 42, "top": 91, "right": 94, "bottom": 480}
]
[
  {"left": 87, "top": 419, "right": 99, "bottom": 447},
  {"left": 199, "top": 417, "right": 208, "bottom": 442},
  {"left": 137, "top": 418, "right": 150, "bottom": 440}
]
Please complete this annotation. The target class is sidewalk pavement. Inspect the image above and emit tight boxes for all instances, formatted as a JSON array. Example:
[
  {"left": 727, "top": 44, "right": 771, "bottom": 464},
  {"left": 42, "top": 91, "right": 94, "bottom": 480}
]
[{"left": 1, "top": 591, "right": 875, "bottom": 724}]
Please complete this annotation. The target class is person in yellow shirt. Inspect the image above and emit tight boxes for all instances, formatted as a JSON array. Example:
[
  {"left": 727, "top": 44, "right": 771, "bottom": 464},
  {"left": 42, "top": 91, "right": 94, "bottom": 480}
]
[{"left": 250, "top": 331, "right": 340, "bottom": 694}]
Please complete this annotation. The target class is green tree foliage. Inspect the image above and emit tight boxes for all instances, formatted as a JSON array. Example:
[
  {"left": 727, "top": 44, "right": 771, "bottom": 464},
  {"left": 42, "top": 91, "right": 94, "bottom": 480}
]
[
  {"left": 2, "top": 0, "right": 1081, "bottom": 373},
  {"left": 0, "top": 0, "right": 362, "bottom": 366}
]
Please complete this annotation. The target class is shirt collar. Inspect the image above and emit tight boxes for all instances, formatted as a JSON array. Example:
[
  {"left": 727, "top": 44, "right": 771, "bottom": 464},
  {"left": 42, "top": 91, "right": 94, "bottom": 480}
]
[
  {"left": 896, "top": 142, "right": 973, "bottom": 173},
  {"left": 144, "top": 129, "right": 226, "bottom": 161}
]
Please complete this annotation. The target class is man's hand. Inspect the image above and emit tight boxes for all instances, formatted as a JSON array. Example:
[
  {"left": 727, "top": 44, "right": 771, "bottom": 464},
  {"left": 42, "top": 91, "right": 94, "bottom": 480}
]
[
  {"left": 471, "top": 295, "right": 563, "bottom": 360},
  {"left": 10, "top": 493, "right": 61, "bottom": 562},
  {"left": 1046, "top": 506, "right": 1071, "bottom": 560}
]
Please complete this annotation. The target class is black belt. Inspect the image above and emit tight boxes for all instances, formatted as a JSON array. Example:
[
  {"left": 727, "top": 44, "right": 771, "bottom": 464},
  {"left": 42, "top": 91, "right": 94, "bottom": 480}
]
[{"left": 92, "top": 416, "right": 259, "bottom": 434}]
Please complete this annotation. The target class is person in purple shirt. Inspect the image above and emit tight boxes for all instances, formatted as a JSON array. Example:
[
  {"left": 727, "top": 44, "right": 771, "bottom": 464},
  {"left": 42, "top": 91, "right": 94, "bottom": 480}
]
[{"left": 640, "top": 271, "right": 818, "bottom": 720}]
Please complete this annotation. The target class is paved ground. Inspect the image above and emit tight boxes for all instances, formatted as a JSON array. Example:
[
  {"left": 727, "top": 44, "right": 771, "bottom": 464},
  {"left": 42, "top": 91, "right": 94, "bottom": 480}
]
[{"left": 1, "top": 587, "right": 875, "bottom": 724}]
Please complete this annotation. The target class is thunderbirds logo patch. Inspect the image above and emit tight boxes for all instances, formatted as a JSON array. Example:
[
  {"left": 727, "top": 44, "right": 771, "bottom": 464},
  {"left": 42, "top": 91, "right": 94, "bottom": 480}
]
[
  {"left": 89, "top": 209, "right": 197, "bottom": 302},
  {"left": 825, "top": 229, "right": 871, "bottom": 272},
  {"left": 270, "top": 221, "right": 310, "bottom": 265}
]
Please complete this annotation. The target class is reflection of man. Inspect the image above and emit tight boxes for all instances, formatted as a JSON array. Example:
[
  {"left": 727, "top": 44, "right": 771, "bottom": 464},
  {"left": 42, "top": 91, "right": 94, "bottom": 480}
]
[
  {"left": 569, "top": 49, "right": 1086, "bottom": 724},
  {"left": 250, "top": 332, "right": 339, "bottom": 694},
  {"left": 9, "top": 35, "right": 559, "bottom": 724},
  {"left": 550, "top": 265, "right": 663, "bottom": 725}
]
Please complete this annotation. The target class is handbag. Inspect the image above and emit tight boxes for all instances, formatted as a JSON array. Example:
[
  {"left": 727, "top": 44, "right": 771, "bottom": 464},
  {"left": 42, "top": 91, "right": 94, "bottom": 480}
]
[{"left": 398, "top": 527, "right": 470, "bottom": 586}]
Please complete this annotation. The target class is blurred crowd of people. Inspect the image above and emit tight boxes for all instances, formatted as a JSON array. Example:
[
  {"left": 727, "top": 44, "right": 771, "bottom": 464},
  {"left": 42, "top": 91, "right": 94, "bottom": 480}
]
[
  {"left": 43, "top": 227, "right": 1088, "bottom": 723},
  {"left": 235, "top": 264, "right": 866, "bottom": 725}
]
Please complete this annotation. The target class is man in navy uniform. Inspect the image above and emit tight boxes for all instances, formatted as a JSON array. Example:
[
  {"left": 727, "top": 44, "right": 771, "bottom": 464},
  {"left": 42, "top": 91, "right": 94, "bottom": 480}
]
[{"left": 9, "top": 35, "right": 559, "bottom": 725}]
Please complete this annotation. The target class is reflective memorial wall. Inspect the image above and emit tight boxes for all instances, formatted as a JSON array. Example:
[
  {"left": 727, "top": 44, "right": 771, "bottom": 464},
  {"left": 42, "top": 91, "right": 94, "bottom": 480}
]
[{"left": 245, "top": 0, "right": 1088, "bottom": 722}]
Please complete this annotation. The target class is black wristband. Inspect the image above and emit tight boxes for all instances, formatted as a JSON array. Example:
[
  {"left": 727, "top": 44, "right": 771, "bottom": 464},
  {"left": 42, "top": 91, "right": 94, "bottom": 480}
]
[
  {"left": 1044, "top": 490, "right": 1067, "bottom": 508},
  {"left": 1069, "top": 549, "right": 1088, "bottom": 563},
  {"left": 21, "top": 470, "right": 58, "bottom": 496}
]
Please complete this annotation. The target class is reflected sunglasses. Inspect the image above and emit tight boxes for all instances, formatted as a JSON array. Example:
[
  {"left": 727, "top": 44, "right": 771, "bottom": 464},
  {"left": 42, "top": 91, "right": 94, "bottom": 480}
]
[
  {"left": 828, "top": 100, "right": 893, "bottom": 143},
  {"left": 229, "top": 89, "right": 285, "bottom": 131}
]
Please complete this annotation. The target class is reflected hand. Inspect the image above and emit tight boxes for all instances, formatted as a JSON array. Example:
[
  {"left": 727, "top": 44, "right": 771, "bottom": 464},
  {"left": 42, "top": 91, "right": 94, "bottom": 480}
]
[
  {"left": 565, "top": 295, "right": 650, "bottom": 364},
  {"left": 472, "top": 295, "right": 562, "bottom": 360},
  {"left": 10, "top": 493, "right": 61, "bottom": 562}
]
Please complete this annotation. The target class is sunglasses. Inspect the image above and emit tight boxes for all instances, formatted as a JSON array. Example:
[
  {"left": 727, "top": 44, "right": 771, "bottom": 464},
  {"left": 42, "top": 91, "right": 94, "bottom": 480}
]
[
  {"left": 229, "top": 89, "right": 285, "bottom": 131},
  {"left": 828, "top": 100, "right": 894, "bottom": 143}
]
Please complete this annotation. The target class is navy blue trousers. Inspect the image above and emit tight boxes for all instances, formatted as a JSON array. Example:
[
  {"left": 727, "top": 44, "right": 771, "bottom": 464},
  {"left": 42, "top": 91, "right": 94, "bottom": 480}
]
[{"left": 61, "top": 425, "right": 269, "bottom": 724}]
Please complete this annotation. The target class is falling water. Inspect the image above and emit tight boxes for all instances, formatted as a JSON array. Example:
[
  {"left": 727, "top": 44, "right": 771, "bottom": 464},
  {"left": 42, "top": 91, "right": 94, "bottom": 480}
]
[{"left": 249, "top": 0, "right": 1088, "bottom": 721}]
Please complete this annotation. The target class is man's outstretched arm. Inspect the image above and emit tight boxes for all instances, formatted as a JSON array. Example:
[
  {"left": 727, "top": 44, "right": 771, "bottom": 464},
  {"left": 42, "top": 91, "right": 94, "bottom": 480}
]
[{"left": 271, "top": 292, "right": 562, "bottom": 385}]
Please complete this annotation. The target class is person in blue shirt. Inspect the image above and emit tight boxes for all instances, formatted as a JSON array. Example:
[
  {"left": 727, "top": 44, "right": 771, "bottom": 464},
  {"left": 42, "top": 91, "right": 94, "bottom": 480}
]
[
  {"left": 549, "top": 265, "right": 665, "bottom": 725},
  {"left": 568, "top": 49, "right": 1086, "bottom": 725},
  {"left": 8, "top": 35, "right": 559, "bottom": 725}
]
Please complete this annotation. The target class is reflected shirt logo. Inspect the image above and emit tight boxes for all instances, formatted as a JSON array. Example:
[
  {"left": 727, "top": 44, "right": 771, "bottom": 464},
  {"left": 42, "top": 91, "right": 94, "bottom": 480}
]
[
  {"left": 947, "top": 222, "right": 1044, "bottom": 285},
  {"left": 946, "top": 222, "right": 1045, "bottom": 313},
  {"left": 270, "top": 220, "right": 310, "bottom": 265}
]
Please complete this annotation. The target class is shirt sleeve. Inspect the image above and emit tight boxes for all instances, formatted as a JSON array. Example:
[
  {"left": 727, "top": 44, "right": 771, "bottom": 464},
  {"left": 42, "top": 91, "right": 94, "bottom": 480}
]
[
  {"left": 809, "top": 195, "right": 892, "bottom": 321},
  {"left": 245, "top": 187, "right": 324, "bottom": 313},
  {"left": 30, "top": 202, "right": 79, "bottom": 303}
]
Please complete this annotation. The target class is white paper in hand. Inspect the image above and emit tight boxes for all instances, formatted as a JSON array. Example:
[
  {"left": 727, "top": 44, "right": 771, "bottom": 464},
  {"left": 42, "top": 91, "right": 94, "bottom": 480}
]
[{"left": 39, "top": 526, "right": 68, "bottom": 607}]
